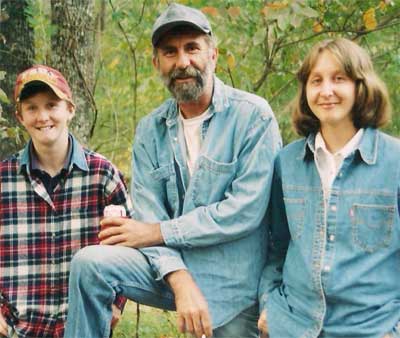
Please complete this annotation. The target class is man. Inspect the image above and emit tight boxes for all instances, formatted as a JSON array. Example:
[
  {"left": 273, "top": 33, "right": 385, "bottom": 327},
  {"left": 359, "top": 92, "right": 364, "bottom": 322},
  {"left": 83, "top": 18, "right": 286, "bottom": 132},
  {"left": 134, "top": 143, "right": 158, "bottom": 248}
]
[{"left": 65, "top": 3, "right": 281, "bottom": 338}]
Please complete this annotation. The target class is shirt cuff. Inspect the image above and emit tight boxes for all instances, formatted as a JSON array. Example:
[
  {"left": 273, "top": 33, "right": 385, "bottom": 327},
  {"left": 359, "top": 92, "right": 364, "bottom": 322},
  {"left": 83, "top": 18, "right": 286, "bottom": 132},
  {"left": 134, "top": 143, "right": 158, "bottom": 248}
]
[
  {"left": 150, "top": 254, "right": 188, "bottom": 281},
  {"left": 160, "top": 219, "right": 185, "bottom": 247}
]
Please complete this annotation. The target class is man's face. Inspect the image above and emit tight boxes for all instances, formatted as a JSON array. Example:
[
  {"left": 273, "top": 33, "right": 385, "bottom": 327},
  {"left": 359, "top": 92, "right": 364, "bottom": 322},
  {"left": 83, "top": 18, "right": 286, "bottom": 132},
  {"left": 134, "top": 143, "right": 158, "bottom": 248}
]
[{"left": 153, "top": 31, "right": 217, "bottom": 102}]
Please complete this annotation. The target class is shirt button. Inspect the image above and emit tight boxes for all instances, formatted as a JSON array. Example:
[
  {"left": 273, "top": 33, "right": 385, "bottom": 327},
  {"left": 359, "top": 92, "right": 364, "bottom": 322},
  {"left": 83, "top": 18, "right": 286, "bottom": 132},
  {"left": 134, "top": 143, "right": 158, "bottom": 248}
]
[
  {"left": 173, "top": 137, "right": 178, "bottom": 142},
  {"left": 338, "top": 172, "right": 343, "bottom": 177},
  {"left": 329, "top": 234, "right": 335, "bottom": 242},
  {"left": 331, "top": 205, "right": 337, "bottom": 211},
  {"left": 324, "top": 265, "right": 331, "bottom": 272}
]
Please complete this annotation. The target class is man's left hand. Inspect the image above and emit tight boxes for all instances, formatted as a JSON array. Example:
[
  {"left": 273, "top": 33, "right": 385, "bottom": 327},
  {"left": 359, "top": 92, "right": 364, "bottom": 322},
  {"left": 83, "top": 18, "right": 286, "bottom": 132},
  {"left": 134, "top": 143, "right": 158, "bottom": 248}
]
[{"left": 99, "top": 217, "right": 163, "bottom": 247}]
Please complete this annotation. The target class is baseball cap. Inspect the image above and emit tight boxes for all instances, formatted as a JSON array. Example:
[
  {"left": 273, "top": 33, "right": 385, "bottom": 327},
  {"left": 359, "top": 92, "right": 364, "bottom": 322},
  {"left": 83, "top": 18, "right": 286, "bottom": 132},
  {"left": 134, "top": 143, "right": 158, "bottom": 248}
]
[
  {"left": 151, "top": 3, "right": 212, "bottom": 47},
  {"left": 14, "top": 65, "right": 74, "bottom": 106}
]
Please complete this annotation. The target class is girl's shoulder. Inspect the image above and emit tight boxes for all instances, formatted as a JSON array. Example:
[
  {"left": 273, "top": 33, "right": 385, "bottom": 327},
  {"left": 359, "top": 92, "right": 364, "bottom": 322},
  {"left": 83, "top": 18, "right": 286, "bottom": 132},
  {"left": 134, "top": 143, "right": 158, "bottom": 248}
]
[{"left": 378, "top": 130, "right": 400, "bottom": 148}]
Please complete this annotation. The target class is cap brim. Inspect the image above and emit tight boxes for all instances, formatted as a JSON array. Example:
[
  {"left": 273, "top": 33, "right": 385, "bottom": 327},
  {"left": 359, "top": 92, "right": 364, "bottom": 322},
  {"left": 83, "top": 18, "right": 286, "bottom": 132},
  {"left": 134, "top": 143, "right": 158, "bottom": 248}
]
[
  {"left": 17, "top": 79, "right": 74, "bottom": 107},
  {"left": 152, "top": 21, "right": 211, "bottom": 46}
]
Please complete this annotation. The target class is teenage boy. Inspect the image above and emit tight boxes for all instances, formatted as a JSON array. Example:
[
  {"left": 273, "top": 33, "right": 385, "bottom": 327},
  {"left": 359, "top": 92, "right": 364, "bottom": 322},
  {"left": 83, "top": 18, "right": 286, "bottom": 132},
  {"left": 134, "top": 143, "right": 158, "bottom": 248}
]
[{"left": 0, "top": 65, "right": 132, "bottom": 338}]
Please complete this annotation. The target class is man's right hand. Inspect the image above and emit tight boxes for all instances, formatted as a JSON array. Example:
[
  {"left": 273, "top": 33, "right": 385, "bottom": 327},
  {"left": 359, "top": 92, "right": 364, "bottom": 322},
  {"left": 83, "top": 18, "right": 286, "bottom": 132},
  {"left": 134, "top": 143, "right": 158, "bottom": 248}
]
[
  {"left": 0, "top": 312, "right": 8, "bottom": 337},
  {"left": 258, "top": 310, "right": 269, "bottom": 338},
  {"left": 166, "top": 270, "right": 212, "bottom": 338}
]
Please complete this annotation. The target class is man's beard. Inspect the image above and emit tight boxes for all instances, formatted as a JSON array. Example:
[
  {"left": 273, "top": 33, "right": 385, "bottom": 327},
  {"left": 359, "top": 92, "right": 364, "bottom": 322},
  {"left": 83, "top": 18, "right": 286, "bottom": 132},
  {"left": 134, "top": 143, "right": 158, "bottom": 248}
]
[{"left": 162, "top": 65, "right": 211, "bottom": 102}]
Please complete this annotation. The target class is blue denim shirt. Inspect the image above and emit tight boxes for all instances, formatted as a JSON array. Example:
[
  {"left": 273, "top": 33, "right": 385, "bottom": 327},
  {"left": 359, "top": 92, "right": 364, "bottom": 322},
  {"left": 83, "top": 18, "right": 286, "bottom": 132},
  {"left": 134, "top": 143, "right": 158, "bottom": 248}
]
[
  {"left": 259, "top": 128, "right": 400, "bottom": 338},
  {"left": 131, "top": 77, "right": 281, "bottom": 328}
]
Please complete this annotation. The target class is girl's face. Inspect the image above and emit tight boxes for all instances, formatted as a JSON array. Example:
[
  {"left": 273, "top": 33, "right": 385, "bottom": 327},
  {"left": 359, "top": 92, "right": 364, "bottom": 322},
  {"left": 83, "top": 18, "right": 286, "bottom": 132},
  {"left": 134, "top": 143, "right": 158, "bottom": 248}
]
[{"left": 306, "top": 50, "right": 356, "bottom": 132}]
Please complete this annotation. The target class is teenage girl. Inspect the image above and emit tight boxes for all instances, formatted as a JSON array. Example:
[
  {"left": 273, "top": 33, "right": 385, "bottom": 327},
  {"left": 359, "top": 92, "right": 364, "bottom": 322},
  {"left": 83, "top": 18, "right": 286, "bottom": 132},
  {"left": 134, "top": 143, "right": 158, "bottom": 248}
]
[{"left": 258, "top": 38, "right": 399, "bottom": 338}]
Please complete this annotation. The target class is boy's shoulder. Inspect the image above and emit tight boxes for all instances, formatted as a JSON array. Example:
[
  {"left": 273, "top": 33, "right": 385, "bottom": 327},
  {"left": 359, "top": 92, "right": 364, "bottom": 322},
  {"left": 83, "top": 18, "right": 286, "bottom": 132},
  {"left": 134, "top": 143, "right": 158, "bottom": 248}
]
[
  {"left": 0, "top": 151, "right": 23, "bottom": 174},
  {"left": 79, "top": 147, "right": 124, "bottom": 180},
  {"left": 81, "top": 147, "right": 117, "bottom": 169}
]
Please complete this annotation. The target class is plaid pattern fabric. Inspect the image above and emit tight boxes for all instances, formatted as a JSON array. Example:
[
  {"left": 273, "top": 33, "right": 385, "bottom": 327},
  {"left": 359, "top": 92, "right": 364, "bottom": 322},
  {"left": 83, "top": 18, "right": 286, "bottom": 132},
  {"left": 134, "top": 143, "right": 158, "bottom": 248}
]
[{"left": 0, "top": 136, "right": 133, "bottom": 338}]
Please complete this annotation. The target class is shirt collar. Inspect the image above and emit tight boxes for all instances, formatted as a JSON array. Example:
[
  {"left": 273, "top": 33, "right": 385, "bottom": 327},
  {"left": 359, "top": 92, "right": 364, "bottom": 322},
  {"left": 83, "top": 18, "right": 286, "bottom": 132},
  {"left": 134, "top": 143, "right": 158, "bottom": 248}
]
[
  {"left": 314, "top": 128, "right": 364, "bottom": 159},
  {"left": 18, "top": 134, "right": 89, "bottom": 174},
  {"left": 304, "top": 127, "right": 377, "bottom": 165}
]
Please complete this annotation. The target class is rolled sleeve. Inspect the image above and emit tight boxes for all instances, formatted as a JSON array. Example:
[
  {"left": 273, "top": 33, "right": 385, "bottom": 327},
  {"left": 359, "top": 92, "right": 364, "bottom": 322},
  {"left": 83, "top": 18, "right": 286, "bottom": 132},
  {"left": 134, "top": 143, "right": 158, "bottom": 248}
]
[{"left": 160, "top": 219, "right": 184, "bottom": 247}]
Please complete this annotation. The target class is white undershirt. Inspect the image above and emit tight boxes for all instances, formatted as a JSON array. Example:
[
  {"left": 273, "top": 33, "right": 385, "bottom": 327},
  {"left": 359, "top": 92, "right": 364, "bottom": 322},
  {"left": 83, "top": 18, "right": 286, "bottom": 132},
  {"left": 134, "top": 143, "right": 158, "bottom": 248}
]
[
  {"left": 179, "top": 108, "right": 211, "bottom": 176},
  {"left": 314, "top": 128, "right": 364, "bottom": 202}
]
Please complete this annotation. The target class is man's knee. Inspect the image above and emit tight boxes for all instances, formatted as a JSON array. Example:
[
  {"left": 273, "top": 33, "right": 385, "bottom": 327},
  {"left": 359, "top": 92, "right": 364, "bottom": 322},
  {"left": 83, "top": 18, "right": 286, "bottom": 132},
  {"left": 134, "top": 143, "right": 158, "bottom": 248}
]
[{"left": 70, "top": 245, "right": 146, "bottom": 278}]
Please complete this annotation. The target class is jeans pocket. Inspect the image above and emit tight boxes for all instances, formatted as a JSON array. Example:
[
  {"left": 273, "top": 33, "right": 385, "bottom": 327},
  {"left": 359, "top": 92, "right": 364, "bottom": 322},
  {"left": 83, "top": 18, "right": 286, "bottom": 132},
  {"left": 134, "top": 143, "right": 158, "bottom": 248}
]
[
  {"left": 351, "top": 203, "right": 394, "bottom": 253},
  {"left": 283, "top": 198, "right": 306, "bottom": 240}
]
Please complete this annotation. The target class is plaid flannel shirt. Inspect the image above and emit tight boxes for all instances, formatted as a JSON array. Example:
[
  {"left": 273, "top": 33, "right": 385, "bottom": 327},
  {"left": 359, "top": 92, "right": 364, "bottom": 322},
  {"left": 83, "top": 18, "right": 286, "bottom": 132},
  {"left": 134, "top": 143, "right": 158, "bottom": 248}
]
[{"left": 0, "top": 135, "right": 134, "bottom": 338}]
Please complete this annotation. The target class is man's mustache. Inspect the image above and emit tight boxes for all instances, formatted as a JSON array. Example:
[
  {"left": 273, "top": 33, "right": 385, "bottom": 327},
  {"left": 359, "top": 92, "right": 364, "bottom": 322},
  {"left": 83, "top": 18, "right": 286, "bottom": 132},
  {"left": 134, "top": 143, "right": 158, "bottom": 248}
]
[{"left": 169, "top": 67, "right": 201, "bottom": 82}]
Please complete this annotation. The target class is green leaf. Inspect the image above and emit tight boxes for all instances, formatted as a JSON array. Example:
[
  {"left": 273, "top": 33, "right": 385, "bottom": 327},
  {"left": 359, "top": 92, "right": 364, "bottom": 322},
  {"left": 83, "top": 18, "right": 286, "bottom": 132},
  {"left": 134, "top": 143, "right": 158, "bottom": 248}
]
[
  {"left": 0, "top": 88, "right": 9, "bottom": 104},
  {"left": 290, "top": 14, "right": 304, "bottom": 28},
  {"left": 252, "top": 28, "right": 265, "bottom": 46},
  {"left": 292, "top": 3, "right": 319, "bottom": 18},
  {"left": 0, "top": 71, "right": 6, "bottom": 81}
]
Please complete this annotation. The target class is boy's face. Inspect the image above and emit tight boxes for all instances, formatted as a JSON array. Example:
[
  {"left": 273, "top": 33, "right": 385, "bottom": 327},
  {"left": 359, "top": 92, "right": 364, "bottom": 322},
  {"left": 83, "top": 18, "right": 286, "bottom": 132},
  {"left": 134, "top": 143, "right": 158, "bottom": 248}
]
[{"left": 16, "top": 88, "right": 75, "bottom": 150}]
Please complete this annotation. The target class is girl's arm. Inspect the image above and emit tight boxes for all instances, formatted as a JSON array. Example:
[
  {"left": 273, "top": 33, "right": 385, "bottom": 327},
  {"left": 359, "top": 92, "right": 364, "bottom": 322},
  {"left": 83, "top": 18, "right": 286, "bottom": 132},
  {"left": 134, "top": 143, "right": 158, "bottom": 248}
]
[{"left": 258, "top": 156, "right": 290, "bottom": 310}]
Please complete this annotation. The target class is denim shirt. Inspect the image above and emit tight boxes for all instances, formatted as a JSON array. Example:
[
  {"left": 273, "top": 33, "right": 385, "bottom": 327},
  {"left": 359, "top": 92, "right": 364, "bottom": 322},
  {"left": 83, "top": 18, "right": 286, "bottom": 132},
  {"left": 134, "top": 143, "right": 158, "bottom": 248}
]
[
  {"left": 131, "top": 76, "right": 281, "bottom": 328},
  {"left": 259, "top": 128, "right": 400, "bottom": 338}
]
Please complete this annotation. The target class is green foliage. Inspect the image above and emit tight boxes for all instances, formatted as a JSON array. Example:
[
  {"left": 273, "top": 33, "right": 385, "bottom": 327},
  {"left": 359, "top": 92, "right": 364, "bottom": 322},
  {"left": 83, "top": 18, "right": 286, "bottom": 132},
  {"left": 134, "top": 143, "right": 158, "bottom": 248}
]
[
  {"left": 25, "top": 0, "right": 55, "bottom": 64},
  {"left": 22, "top": 0, "right": 400, "bottom": 177}
]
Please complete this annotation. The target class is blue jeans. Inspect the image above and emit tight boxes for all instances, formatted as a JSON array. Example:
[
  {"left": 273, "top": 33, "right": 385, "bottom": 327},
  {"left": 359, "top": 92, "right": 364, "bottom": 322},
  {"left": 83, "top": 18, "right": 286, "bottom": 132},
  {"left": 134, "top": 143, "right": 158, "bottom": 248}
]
[{"left": 64, "top": 245, "right": 259, "bottom": 338}]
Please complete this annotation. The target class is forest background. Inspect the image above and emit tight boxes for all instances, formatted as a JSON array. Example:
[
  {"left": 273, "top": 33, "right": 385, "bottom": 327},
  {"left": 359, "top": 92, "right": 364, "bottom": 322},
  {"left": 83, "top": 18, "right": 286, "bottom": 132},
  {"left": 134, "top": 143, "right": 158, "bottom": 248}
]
[{"left": 0, "top": 0, "right": 399, "bottom": 337}]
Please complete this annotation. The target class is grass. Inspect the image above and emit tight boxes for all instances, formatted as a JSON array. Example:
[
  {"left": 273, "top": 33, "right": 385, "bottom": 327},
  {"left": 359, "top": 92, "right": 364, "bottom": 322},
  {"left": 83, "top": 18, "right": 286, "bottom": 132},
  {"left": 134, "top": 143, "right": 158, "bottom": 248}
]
[{"left": 113, "top": 301, "right": 188, "bottom": 338}]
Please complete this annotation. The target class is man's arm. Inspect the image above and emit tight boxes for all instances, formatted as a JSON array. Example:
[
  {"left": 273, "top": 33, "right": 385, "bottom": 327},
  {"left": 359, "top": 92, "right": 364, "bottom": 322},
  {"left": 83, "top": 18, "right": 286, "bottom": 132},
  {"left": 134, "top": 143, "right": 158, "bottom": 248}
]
[
  {"left": 165, "top": 270, "right": 212, "bottom": 338},
  {"left": 100, "top": 113, "right": 282, "bottom": 250},
  {"left": 161, "top": 113, "right": 281, "bottom": 248}
]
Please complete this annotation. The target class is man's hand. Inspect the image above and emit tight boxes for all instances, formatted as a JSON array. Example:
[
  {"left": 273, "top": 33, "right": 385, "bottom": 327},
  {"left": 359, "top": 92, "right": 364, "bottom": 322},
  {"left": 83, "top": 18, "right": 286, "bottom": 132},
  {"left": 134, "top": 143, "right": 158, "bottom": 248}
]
[
  {"left": 166, "top": 270, "right": 212, "bottom": 338},
  {"left": 99, "top": 218, "right": 163, "bottom": 248},
  {"left": 258, "top": 310, "right": 268, "bottom": 338},
  {"left": 0, "top": 312, "right": 8, "bottom": 337},
  {"left": 110, "top": 304, "right": 121, "bottom": 330}
]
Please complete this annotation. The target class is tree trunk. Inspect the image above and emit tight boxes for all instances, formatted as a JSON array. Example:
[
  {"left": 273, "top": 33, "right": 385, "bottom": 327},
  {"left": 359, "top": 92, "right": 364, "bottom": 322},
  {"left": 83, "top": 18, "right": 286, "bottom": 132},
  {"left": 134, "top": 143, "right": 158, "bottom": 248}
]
[
  {"left": 0, "top": 0, "right": 34, "bottom": 159},
  {"left": 50, "top": 0, "right": 96, "bottom": 145}
]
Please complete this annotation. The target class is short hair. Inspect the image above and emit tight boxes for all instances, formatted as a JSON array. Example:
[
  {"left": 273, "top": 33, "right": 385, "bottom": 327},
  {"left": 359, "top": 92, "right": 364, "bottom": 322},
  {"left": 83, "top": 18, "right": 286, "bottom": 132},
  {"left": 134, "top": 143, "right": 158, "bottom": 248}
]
[
  {"left": 152, "top": 25, "right": 216, "bottom": 58},
  {"left": 292, "top": 38, "right": 391, "bottom": 137},
  {"left": 19, "top": 81, "right": 55, "bottom": 102}
]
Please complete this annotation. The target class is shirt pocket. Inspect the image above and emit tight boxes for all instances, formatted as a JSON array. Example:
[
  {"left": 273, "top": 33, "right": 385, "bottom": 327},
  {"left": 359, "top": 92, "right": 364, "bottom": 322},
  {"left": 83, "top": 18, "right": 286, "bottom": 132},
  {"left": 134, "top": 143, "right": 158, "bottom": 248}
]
[
  {"left": 283, "top": 197, "right": 306, "bottom": 240},
  {"left": 192, "top": 155, "right": 237, "bottom": 207},
  {"left": 351, "top": 203, "right": 394, "bottom": 253},
  {"left": 149, "top": 163, "right": 178, "bottom": 208}
]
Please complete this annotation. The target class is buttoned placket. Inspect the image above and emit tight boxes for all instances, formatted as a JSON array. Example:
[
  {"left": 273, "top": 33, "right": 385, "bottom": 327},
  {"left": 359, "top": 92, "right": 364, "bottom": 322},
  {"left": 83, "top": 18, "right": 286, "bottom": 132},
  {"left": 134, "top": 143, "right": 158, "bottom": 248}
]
[
  {"left": 30, "top": 174, "right": 63, "bottom": 310},
  {"left": 167, "top": 117, "right": 189, "bottom": 214},
  {"left": 310, "top": 155, "right": 353, "bottom": 338}
]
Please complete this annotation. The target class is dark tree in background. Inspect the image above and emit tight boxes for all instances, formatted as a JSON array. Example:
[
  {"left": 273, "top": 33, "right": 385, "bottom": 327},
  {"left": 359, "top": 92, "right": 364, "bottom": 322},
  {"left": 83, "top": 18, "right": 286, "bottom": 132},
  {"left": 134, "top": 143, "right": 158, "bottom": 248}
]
[
  {"left": 0, "top": 0, "right": 34, "bottom": 159},
  {"left": 50, "top": 0, "right": 96, "bottom": 145}
]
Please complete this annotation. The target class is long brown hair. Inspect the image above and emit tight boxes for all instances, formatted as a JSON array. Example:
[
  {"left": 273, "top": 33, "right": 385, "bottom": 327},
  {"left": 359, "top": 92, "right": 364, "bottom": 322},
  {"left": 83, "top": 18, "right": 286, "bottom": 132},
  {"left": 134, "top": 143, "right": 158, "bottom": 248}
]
[{"left": 292, "top": 38, "right": 391, "bottom": 137}]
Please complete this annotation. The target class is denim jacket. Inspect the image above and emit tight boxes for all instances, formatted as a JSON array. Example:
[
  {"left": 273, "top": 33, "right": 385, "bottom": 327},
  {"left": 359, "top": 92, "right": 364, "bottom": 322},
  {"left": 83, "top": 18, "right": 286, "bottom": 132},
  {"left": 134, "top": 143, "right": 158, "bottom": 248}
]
[
  {"left": 259, "top": 128, "right": 400, "bottom": 338},
  {"left": 131, "top": 76, "right": 281, "bottom": 328}
]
